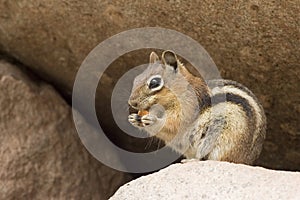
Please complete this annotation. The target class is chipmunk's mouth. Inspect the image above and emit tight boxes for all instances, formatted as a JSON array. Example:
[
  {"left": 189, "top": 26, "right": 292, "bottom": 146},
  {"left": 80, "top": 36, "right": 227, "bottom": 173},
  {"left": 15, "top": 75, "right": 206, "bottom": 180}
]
[
  {"left": 128, "top": 105, "right": 139, "bottom": 115},
  {"left": 129, "top": 107, "right": 149, "bottom": 116},
  {"left": 128, "top": 104, "right": 150, "bottom": 115}
]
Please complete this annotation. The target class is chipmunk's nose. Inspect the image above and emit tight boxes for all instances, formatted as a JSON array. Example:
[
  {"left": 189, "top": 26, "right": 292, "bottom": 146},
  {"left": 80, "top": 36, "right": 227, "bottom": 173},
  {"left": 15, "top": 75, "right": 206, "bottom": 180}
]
[{"left": 128, "top": 99, "right": 138, "bottom": 110}]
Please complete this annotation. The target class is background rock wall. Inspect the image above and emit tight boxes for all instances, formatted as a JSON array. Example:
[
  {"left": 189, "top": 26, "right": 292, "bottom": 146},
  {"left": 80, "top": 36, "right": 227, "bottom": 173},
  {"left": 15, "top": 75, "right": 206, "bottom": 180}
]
[
  {"left": 0, "top": 0, "right": 299, "bottom": 171},
  {"left": 0, "top": 60, "right": 129, "bottom": 199}
]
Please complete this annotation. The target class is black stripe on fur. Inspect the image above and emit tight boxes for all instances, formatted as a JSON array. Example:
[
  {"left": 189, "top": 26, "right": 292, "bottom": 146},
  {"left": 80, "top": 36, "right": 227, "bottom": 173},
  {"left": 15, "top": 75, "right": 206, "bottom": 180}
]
[{"left": 212, "top": 92, "right": 254, "bottom": 118}]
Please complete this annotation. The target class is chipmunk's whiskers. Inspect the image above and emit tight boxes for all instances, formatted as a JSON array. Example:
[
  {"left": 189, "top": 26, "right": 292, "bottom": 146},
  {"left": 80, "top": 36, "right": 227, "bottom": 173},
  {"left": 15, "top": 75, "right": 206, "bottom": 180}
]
[{"left": 145, "top": 137, "right": 154, "bottom": 150}]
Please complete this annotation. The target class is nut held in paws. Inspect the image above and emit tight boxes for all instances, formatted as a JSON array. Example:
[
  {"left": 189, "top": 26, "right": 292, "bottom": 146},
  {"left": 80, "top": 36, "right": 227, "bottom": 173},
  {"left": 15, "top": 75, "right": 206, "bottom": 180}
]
[{"left": 138, "top": 110, "right": 149, "bottom": 117}]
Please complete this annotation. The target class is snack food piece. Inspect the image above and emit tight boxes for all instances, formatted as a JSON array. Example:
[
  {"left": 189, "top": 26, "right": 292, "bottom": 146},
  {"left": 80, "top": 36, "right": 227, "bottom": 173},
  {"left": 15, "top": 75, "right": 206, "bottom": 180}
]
[{"left": 138, "top": 110, "right": 149, "bottom": 117}]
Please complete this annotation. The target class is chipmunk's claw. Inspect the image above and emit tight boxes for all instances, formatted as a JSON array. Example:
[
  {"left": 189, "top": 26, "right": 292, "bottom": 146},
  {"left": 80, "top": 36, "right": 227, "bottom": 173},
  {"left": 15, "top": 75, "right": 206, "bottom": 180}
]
[
  {"left": 141, "top": 114, "right": 157, "bottom": 127},
  {"left": 128, "top": 114, "right": 141, "bottom": 127},
  {"left": 128, "top": 113, "right": 157, "bottom": 127}
]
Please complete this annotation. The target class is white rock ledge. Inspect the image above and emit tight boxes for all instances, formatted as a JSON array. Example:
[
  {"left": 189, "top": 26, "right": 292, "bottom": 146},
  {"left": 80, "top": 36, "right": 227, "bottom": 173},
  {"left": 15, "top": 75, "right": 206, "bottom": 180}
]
[{"left": 110, "top": 161, "right": 300, "bottom": 200}]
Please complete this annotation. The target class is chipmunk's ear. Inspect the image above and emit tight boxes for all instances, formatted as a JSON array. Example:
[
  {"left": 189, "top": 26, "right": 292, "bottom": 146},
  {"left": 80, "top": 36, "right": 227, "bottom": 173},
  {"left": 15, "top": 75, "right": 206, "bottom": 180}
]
[
  {"left": 149, "top": 52, "right": 159, "bottom": 63},
  {"left": 162, "top": 50, "right": 179, "bottom": 72}
]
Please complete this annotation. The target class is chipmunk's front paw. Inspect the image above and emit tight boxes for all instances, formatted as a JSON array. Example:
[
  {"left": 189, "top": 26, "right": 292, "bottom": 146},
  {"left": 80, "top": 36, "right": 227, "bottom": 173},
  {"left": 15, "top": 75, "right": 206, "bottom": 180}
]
[
  {"left": 128, "top": 114, "right": 141, "bottom": 127},
  {"left": 141, "top": 114, "right": 157, "bottom": 127}
]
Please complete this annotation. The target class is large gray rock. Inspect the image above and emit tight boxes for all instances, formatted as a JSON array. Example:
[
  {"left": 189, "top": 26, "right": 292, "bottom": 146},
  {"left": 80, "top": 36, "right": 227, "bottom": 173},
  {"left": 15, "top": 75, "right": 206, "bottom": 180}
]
[
  {"left": 0, "top": 1, "right": 299, "bottom": 170},
  {"left": 0, "top": 60, "right": 129, "bottom": 199},
  {"left": 110, "top": 161, "right": 300, "bottom": 200}
]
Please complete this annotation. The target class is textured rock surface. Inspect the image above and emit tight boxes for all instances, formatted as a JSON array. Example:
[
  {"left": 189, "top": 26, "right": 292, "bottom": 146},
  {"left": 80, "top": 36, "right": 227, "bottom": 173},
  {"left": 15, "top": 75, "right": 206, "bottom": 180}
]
[
  {"left": 0, "top": 60, "right": 129, "bottom": 199},
  {"left": 110, "top": 161, "right": 300, "bottom": 200},
  {"left": 0, "top": 1, "right": 299, "bottom": 169}
]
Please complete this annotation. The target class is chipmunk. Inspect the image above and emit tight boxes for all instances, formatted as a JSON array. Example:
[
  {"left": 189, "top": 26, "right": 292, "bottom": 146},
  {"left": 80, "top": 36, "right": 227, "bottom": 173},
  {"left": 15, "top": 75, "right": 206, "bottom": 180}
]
[{"left": 128, "top": 50, "right": 266, "bottom": 165}]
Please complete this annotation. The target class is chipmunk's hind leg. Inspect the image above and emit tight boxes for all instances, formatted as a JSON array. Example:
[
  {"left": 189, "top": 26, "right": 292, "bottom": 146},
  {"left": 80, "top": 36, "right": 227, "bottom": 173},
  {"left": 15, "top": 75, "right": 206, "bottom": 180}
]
[{"left": 180, "top": 158, "right": 199, "bottom": 164}]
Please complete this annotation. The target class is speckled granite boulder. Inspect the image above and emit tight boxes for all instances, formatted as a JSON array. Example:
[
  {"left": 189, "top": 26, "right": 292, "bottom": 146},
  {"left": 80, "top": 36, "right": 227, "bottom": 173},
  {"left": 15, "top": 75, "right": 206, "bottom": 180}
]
[{"left": 111, "top": 161, "right": 300, "bottom": 200}]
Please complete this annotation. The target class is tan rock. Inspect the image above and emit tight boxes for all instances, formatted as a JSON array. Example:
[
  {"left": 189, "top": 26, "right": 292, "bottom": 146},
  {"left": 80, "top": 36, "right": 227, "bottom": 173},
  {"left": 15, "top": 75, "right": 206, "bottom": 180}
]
[
  {"left": 0, "top": 60, "right": 129, "bottom": 199},
  {"left": 110, "top": 161, "right": 300, "bottom": 200}
]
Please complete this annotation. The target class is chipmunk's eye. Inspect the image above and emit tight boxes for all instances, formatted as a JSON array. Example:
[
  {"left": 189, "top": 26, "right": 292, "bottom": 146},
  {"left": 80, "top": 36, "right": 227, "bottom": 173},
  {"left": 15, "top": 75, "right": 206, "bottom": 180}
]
[
  {"left": 149, "top": 77, "right": 161, "bottom": 89},
  {"left": 147, "top": 75, "right": 164, "bottom": 91}
]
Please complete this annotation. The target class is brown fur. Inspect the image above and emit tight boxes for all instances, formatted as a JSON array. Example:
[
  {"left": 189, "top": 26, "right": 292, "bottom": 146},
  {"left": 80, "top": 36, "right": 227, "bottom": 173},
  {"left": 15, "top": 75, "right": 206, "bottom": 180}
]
[{"left": 154, "top": 87, "right": 181, "bottom": 142}]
